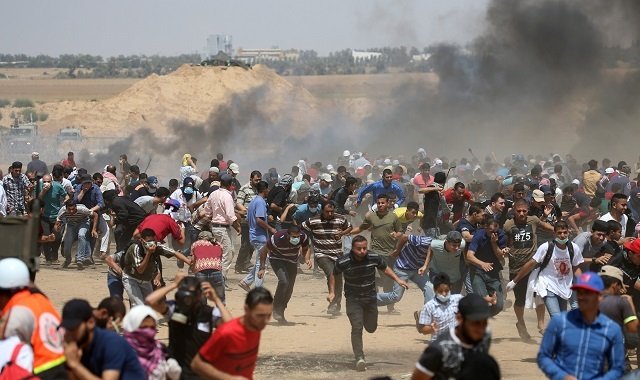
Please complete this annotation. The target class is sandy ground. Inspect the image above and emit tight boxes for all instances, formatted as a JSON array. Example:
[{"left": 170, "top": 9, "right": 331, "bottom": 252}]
[{"left": 35, "top": 252, "right": 548, "bottom": 379}]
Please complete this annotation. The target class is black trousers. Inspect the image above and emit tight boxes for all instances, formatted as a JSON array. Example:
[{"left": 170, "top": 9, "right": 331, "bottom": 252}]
[
  {"left": 270, "top": 259, "right": 299, "bottom": 314},
  {"left": 346, "top": 297, "right": 378, "bottom": 360},
  {"left": 41, "top": 217, "right": 62, "bottom": 261},
  {"left": 114, "top": 223, "right": 137, "bottom": 252}
]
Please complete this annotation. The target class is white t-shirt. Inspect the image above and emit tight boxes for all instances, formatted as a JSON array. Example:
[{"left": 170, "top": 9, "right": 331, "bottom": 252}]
[
  {"left": 134, "top": 195, "right": 157, "bottom": 214},
  {"left": 599, "top": 212, "right": 628, "bottom": 237},
  {"left": 533, "top": 241, "right": 583, "bottom": 300}
]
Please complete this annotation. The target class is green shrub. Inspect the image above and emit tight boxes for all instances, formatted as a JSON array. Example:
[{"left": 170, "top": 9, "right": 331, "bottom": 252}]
[
  {"left": 13, "top": 98, "right": 35, "bottom": 108},
  {"left": 38, "top": 112, "right": 48, "bottom": 122},
  {"left": 0, "top": 99, "right": 10, "bottom": 107}
]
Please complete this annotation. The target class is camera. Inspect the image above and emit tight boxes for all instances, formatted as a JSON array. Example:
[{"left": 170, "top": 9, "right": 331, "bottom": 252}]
[{"left": 171, "top": 277, "right": 205, "bottom": 324}]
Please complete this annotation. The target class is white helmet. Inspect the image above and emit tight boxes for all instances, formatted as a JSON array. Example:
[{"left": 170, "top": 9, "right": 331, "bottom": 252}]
[{"left": 0, "top": 258, "right": 30, "bottom": 289}]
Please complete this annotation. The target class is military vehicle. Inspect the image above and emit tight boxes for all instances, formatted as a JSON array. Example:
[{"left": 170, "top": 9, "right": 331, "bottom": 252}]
[
  {"left": 200, "top": 51, "right": 251, "bottom": 70},
  {"left": 56, "top": 127, "right": 82, "bottom": 143},
  {"left": 2, "top": 118, "right": 39, "bottom": 153}
]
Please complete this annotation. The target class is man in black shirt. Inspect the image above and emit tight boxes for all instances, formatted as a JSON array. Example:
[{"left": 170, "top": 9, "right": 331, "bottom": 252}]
[
  {"left": 411, "top": 293, "right": 493, "bottom": 380},
  {"left": 103, "top": 190, "right": 148, "bottom": 252},
  {"left": 327, "top": 235, "right": 408, "bottom": 371}
]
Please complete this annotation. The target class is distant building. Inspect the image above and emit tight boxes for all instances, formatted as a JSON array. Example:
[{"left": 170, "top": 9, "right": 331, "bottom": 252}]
[
  {"left": 236, "top": 48, "right": 283, "bottom": 64},
  {"left": 351, "top": 50, "right": 383, "bottom": 62},
  {"left": 205, "top": 34, "right": 233, "bottom": 58},
  {"left": 411, "top": 53, "right": 432, "bottom": 62}
]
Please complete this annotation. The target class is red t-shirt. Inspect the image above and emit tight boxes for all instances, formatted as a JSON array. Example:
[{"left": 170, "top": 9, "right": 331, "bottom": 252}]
[
  {"left": 198, "top": 317, "right": 261, "bottom": 379},
  {"left": 443, "top": 188, "right": 473, "bottom": 222},
  {"left": 137, "top": 214, "right": 182, "bottom": 241}
]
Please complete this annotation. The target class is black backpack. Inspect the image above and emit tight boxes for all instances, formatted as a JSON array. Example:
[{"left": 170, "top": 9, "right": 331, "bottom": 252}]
[{"left": 537, "top": 240, "right": 575, "bottom": 272}]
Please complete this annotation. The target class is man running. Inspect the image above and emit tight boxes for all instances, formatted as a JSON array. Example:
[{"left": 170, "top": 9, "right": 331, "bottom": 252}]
[{"left": 327, "top": 235, "right": 408, "bottom": 371}]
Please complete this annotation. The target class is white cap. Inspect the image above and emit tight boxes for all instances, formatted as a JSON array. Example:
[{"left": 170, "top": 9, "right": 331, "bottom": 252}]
[
  {"left": 605, "top": 167, "right": 615, "bottom": 174},
  {"left": 343, "top": 150, "right": 351, "bottom": 157},
  {"left": 228, "top": 163, "right": 240, "bottom": 174},
  {"left": 320, "top": 173, "right": 333, "bottom": 182},
  {"left": 0, "top": 258, "right": 30, "bottom": 289},
  {"left": 31, "top": 152, "right": 39, "bottom": 157},
  {"left": 572, "top": 179, "right": 580, "bottom": 185},
  {"left": 209, "top": 166, "right": 220, "bottom": 173},
  {"left": 434, "top": 159, "right": 443, "bottom": 166}
]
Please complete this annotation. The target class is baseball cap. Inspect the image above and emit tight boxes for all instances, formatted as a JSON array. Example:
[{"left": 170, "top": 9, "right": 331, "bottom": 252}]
[
  {"left": 228, "top": 163, "right": 240, "bottom": 174},
  {"left": 532, "top": 189, "right": 545, "bottom": 202},
  {"left": 320, "top": 173, "right": 333, "bottom": 182},
  {"left": 624, "top": 239, "right": 640, "bottom": 255},
  {"left": 32, "top": 152, "right": 39, "bottom": 157},
  {"left": 599, "top": 265, "right": 624, "bottom": 284},
  {"left": 605, "top": 167, "right": 615, "bottom": 174},
  {"left": 571, "top": 179, "right": 580, "bottom": 185},
  {"left": 220, "top": 173, "right": 233, "bottom": 185},
  {"left": 59, "top": 299, "right": 94, "bottom": 330},
  {"left": 458, "top": 294, "right": 491, "bottom": 321},
  {"left": 539, "top": 185, "right": 553, "bottom": 196},
  {"left": 147, "top": 176, "right": 158, "bottom": 188},
  {"left": 343, "top": 150, "right": 351, "bottom": 157},
  {"left": 571, "top": 272, "right": 604, "bottom": 293},
  {"left": 208, "top": 166, "right": 219, "bottom": 173},
  {"left": 80, "top": 174, "right": 93, "bottom": 184}
]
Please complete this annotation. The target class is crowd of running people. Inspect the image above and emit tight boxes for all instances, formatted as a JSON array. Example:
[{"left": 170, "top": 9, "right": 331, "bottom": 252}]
[{"left": 1, "top": 148, "right": 640, "bottom": 379}]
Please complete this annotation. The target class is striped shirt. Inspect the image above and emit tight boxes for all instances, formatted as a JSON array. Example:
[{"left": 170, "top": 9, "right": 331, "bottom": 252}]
[
  {"left": 56, "top": 204, "right": 92, "bottom": 225},
  {"left": 267, "top": 231, "right": 309, "bottom": 263},
  {"left": 538, "top": 309, "right": 624, "bottom": 380},
  {"left": 418, "top": 294, "right": 463, "bottom": 342},
  {"left": 396, "top": 235, "right": 432, "bottom": 270},
  {"left": 334, "top": 251, "right": 387, "bottom": 300},
  {"left": 301, "top": 214, "right": 351, "bottom": 260}
]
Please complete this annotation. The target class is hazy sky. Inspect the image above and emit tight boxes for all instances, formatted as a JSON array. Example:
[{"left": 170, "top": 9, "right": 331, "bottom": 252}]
[{"left": 2, "top": 0, "right": 489, "bottom": 56}]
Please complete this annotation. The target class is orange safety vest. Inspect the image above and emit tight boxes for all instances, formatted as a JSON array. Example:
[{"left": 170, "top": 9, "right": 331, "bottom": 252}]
[{"left": 2, "top": 290, "right": 66, "bottom": 374}]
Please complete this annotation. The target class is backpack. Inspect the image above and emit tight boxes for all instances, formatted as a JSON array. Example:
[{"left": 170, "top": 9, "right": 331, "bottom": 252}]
[
  {"left": 0, "top": 343, "right": 39, "bottom": 380},
  {"left": 537, "top": 240, "right": 575, "bottom": 272}
]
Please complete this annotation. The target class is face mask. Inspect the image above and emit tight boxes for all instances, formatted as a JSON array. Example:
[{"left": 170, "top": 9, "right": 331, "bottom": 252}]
[
  {"left": 289, "top": 237, "right": 301, "bottom": 245},
  {"left": 436, "top": 293, "right": 450, "bottom": 303},
  {"left": 183, "top": 187, "right": 194, "bottom": 195},
  {"left": 145, "top": 241, "right": 156, "bottom": 249},
  {"left": 309, "top": 207, "right": 318, "bottom": 213},
  {"left": 555, "top": 237, "right": 569, "bottom": 245}
]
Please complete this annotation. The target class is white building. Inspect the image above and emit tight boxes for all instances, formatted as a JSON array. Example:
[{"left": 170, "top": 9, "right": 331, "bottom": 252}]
[
  {"left": 205, "top": 34, "right": 233, "bottom": 58},
  {"left": 351, "top": 50, "right": 383, "bottom": 62}
]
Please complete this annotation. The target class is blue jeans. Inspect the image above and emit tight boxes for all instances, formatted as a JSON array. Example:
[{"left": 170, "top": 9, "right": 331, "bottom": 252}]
[
  {"left": 376, "top": 265, "right": 434, "bottom": 306},
  {"left": 196, "top": 270, "right": 225, "bottom": 304},
  {"left": 63, "top": 221, "right": 91, "bottom": 263},
  {"left": 107, "top": 273, "right": 124, "bottom": 299},
  {"left": 242, "top": 242, "right": 266, "bottom": 288},
  {"left": 543, "top": 291, "right": 568, "bottom": 317}
]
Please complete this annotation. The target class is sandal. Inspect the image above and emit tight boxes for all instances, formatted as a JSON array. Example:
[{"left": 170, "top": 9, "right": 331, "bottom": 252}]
[{"left": 516, "top": 322, "right": 531, "bottom": 340}]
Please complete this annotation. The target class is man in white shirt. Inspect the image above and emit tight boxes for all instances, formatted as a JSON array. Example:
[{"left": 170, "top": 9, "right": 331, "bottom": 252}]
[
  {"left": 599, "top": 193, "right": 631, "bottom": 241},
  {"left": 507, "top": 221, "right": 584, "bottom": 317}
]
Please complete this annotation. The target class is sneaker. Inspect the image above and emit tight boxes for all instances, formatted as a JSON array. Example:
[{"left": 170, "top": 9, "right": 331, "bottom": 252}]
[
  {"left": 273, "top": 311, "right": 287, "bottom": 323},
  {"left": 77, "top": 261, "right": 84, "bottom": 270},
  {"left": 82, "top": 259, "right": 93, "bottom": 267},
  {"left": 414, "top": 311, "right": 422, "bottom": 332},
  {"left": 62, "top": 261, "right": 71, "bottom": 269},
  {"left": 355, "top": 358, "right": 366, "bottom": 372},
  {"left": 238, "top": 281, "right": 251, "bottom": 292},
  {"left": 387, "top": 308, "right": 401, "bottom": 315},
  {"left": 327, "top": 305, "right": 341, "bottom": 316}
]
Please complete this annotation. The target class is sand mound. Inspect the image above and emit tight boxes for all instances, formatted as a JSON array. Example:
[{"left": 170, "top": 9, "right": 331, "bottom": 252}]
[{"left": 38, "top": 64, "right": 319, "bottom": 137}]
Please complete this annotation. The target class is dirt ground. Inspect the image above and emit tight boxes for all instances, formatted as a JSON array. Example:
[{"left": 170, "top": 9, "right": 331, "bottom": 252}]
[{"left": 35, "top": 252, "right": 548, "bottom": 379}]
